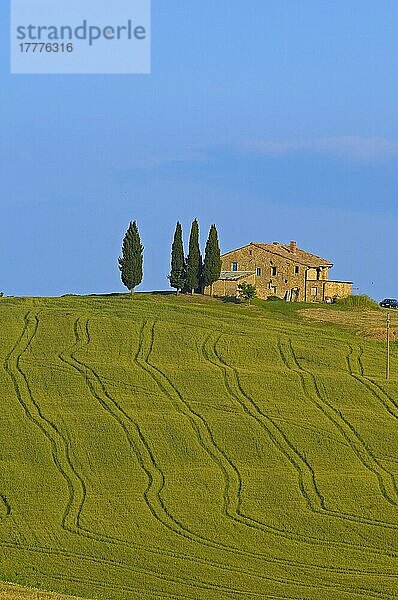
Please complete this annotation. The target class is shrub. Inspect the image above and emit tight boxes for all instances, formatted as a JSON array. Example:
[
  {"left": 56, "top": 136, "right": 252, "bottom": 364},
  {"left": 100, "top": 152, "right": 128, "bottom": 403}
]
[
  {"left": 237, "top": 282, "right": 257, "bottom": 304},
  {"left": 335, "top": 295, "right": 379, "bottom": 310}
]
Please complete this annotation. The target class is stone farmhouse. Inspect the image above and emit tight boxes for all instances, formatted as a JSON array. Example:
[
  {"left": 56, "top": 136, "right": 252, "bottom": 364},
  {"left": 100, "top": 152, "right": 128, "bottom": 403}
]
[{"left": 206, "top": 241, "right": 352, "bottom": 302}]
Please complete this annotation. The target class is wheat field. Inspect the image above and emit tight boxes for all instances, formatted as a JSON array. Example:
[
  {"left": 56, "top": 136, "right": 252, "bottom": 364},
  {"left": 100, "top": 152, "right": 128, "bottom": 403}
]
[{"left": 0, "top": 294, "right": 397, "bottom": 599}]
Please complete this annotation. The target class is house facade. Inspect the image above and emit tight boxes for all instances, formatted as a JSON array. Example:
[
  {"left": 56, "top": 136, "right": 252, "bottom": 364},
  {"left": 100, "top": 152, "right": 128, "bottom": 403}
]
[{"left": 206, "top": 241, "right": 352, "bottom": 302}]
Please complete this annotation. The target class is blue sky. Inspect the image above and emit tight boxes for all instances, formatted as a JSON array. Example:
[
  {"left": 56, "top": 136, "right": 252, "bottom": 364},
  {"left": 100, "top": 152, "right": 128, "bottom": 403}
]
[{"left": 1, "top": 1, "right": 398, "bottom": 298}]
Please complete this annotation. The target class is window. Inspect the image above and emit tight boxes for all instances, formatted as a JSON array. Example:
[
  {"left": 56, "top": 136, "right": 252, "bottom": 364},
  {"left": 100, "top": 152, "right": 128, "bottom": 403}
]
[
  {"left": 270, "top": 285, "right": 277, "bottom": 295},
  {"left": 256, "top": 267, "right": 261, "bottom": 276},
  {"left": 295, "top": 266, "right": 299, "bottom": 274},
  {"left": 271, "top": 266, "right": 277, "bottom": 276},
  {"left": 311, "top": 287, "right": 318, "bottom": 296},
  {"left": 231, "top": 262, "right": 238, "bottom": 272}
]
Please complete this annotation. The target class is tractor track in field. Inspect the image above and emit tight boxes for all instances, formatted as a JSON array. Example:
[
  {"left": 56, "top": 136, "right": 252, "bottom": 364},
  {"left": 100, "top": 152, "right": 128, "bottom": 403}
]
[
  {"left": 1, "top": 537, "right": 397, "bottom": 587},
  {"left": 34, "top": 569, "right": 343, "bottom": 600},
  {"left": 64, "top": 318, "right": 213, "bottom": 543},
  {"left": 34, "top": 564, "right": 332, "bottom": 600},
  {"left": 3, "top": 312, "right": 87, "bottom": 536},
  {"left": 136, "top": 320, "right": 398, "bottom": 567},
  {"left": 2, "top": 314, "right": 398, "bottom": 599},
  {"left": 133, "top": 320, "right": 244, "bottom": 523},
  {"left": 205, "top": 334, "right": 398, "bottom": 538},
  {"left": 63, "top": 316, "right": 398, "bottom": 599},
  {"left": 203, "top": 334, "right": 327, "bottom": 515},
  {"left": 347, "top": 345, "right": 398, "bottom": 423},
  {"left": 278, "top": 338, "right": 398, "bottom": 514},
  {"left": 2, "top": 313, "right": 246, "bottom": 597},
  {"left": 1, "top": 539, "right": 303, "bottom": 600},
  {"left": 131, "top": 320, "right": 398, "bottom": 597},
  {"left": 134, "top": 320, "right": 322, "bottom": 545},
  {"left": 34, "top": 570, "right": 199, "bottom": 600},
  {"left": 65, "top": 316, "right": 377, "bottom": 600},
  {"left": 60, "top": 318, "right": 290, "bottom": 599},
  {"left": 4, "top": 313, "right": 308, "bottom": 600}
]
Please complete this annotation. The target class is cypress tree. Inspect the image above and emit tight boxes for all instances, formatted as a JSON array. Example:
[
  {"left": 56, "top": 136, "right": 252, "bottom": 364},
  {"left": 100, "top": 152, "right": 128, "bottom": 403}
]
[
  {"left": 202, "top": 224, "right": 222, "bottom": 295},
  {"left": 118, "top": 221, "right": 143, "bottom": 296},
  {"left": 169, "top": 222, "right": 186, "bottom": 293},
  {"left": 185, "top": 219, "right": 202, "bottom": 294}
]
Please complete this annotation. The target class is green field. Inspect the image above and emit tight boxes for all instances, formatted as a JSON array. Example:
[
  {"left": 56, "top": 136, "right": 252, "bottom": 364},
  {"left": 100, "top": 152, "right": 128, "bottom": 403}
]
[
  {"left": 0, "top": 294, "right": 397, "bottom": 600},
  {"left": 0, "top": 581, "right": 87, "bottom": 600}
]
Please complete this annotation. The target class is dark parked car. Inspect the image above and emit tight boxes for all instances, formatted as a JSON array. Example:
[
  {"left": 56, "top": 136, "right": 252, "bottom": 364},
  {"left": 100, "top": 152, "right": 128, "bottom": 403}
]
[{"left": 379, "top": 298, "right": 398, "bottom": 308}]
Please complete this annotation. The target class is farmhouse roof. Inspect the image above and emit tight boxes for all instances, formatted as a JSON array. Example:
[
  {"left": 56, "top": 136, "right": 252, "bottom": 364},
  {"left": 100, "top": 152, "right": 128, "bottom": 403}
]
[
  {"left": 218, "top": 271, "right": 255, "bottom": 281},
  {"left": 223, "top": 242, "right": 333, "bottom": 268}
]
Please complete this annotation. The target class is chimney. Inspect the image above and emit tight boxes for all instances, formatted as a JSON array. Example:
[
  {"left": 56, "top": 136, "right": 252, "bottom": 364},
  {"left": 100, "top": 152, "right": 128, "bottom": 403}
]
[{"left": 290, "top": 240, "right": 297, "bottom": 254}]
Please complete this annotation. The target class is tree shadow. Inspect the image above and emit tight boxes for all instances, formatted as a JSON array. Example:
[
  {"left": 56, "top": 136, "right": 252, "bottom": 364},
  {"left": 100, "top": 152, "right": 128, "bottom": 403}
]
[{"left": 219, "top": 295, "right": 241, "bottom": 304}]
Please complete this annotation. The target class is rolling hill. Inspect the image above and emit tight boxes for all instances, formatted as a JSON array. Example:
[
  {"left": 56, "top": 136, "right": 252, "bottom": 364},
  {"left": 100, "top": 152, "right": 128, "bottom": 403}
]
[{"left": 0, "top": 293, "right": 397, "bottom": 599}]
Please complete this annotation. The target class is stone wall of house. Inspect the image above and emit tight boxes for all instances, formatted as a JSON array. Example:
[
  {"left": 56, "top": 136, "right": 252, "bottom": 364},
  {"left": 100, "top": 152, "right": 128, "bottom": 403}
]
[
  {"left": 305, "top": 280, "right": 352, "bottom": 302},
  {"left": 205, "top": 273, "right": 256, "bottom": 297},
  {"left": 324, "top": 281, "right": 352, "bottom": 299},
  {"left": 307, "top": 267, "right": 329, "bottom": 281},
  {"left": 221, "top": 244, "right": 310, "bottom": 301},
  {"left": 306, "top": 280, "right": 325, "bottom": 302}
]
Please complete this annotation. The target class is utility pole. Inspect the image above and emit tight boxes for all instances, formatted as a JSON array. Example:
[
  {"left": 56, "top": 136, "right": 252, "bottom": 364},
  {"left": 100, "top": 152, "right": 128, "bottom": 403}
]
[{"left": 386, "top": 312, "right": 391, "bottom": 381}]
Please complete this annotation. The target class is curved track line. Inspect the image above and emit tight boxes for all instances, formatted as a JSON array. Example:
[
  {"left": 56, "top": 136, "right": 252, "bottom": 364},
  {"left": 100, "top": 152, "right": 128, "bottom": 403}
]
[
  {"left": 3, "top": 312, "right": 87, "bottom": 535},
  {"left": 4, "top": 314, "right": 289, "bottom": 599},
  {"left": 35, "top": 569, "right": 336, "bottom": 600},
  {"left": 141, "top": 322, "right": 398, "bottom": 554},
  {"left": 204, "top": 335, "right": 329, "bottom": 514},
  {"left": 280, "top": 338, "right": 398, "bottom": 511},
  {"left": 66, "top": 318, "right": 398, "bottom": 598},
  {"left": 3, "top": 314, "right": 240, "bottom": 597},
  {"left": 61, "top": 319, "right": 215, "bottom": 544},
  {"left": 3, "top": 315, "right": 397, "bottom": 599},
  {"left": 63, "top": 318, "right": 371, "bottom": 599},
  {"left": 347, "top": 345, "right": 398, "bottom": 423},
  {"left": 131, "top": 322, "right": 398, "bottom": 590},
  {"left": 205, "top": 334, "right": 398, "bottom": 536},
  {"left": 59, "top": 319, "right": 288, "bottom": 599},
  {"left": 1, "top": 538, "right": 396, "bottom": 583},
  {"left": 35, "top": 571, "right": 198, "bottom": 600},
  {"left": 35, "top": 565, "right": 301, "bottom": 600}
]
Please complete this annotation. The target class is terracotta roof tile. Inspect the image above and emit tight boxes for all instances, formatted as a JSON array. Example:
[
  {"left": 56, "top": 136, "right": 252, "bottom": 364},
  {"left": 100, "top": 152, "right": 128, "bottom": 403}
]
[{"left": 244, "top": 242, "right": 333, "bottom": 267}]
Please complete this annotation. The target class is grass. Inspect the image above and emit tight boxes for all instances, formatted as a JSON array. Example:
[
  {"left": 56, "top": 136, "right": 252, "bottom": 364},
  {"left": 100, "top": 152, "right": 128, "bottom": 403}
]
[
  {"left": 301, "top": 305, "right": 398, "bottom": 340},
  {"left": 334, "top": 294, "right": 380, "bottom": 310},
  {"left": 0, "top": 582, "right": 86, "bottom": 600},
  {"left": 0, "top": 293, "right": 397, "bottom": 600}
]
